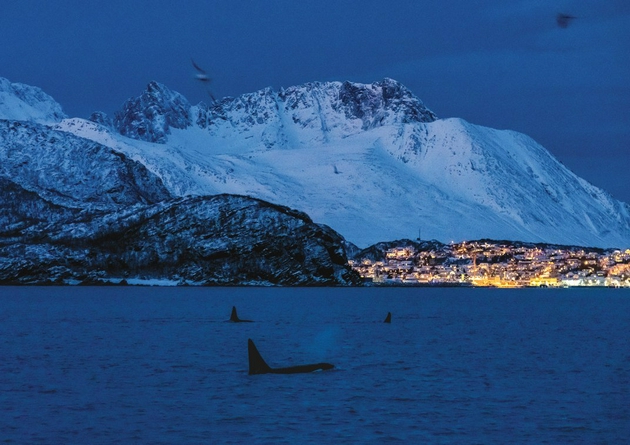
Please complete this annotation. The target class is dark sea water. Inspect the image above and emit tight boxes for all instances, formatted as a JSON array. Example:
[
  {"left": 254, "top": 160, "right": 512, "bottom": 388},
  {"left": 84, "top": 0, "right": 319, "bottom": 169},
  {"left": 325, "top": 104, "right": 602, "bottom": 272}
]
[{"left": 1, "top": 286, "right": 629, "bottom": 444}]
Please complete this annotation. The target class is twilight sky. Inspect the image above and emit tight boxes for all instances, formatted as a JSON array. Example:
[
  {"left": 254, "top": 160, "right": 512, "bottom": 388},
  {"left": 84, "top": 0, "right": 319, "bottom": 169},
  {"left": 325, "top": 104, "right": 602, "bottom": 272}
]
[{"left": 2, "top": 0, "right": 629, "bottom": 202}]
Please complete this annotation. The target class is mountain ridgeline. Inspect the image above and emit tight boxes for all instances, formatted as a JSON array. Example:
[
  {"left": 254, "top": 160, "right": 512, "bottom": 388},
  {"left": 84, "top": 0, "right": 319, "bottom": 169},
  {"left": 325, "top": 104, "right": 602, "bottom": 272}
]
[
  {"left": 111, "top": 78, "right": 438, "bottom": 144},
  {"left": 0, "top": 76, "right": 629, "bottom": 284}
]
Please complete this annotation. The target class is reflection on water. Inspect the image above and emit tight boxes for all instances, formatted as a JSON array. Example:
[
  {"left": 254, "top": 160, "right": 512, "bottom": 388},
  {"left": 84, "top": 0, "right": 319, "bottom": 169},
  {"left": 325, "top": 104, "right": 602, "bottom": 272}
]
[{"left": 1, "top": 286, "right": 629, "bottom": 443}]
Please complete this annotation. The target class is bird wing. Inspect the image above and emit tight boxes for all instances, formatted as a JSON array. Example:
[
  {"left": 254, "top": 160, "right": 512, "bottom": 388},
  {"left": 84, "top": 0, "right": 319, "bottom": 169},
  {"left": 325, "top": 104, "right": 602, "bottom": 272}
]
[{"left": 191, "top": 58, "right": 206, "bottom": 73}]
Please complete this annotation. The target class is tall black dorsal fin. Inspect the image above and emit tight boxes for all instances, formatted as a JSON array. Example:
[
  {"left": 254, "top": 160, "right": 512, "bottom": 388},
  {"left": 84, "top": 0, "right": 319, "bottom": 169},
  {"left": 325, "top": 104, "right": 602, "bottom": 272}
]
[
  {"left": 248, "top": 339, "right": 272, "bottom": 375},
  {"left": 230, "top": 306, "right": 253, "bottom": 322},
  {"left": 384, "top": 312, "right": 392, "bottom": 323}
]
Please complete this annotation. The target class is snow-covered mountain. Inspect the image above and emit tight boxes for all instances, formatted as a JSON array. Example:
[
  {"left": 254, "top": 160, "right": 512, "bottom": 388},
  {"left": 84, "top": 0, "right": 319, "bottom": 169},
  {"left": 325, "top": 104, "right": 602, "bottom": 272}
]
[
  {"left": 56, "top": 78, "right": 630, "bottom": 248},
  {"left": 0, "top": 77, "right": 361, "bottom": 285},
  {"left": 2, "top": 76, "right": 630, "bottom": 249}
]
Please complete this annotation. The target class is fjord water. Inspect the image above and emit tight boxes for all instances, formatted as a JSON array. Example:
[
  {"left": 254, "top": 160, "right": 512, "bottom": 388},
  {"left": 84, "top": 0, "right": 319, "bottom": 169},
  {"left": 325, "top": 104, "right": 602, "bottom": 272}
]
[{"left": 1, "top": 287, "right": 628, "bottom": 444}]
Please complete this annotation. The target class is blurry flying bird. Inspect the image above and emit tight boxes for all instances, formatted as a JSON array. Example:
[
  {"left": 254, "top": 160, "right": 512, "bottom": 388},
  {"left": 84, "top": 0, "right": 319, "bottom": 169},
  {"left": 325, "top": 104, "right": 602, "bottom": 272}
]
[
  {"left": 191, "top": 58, "right": 216, "bottom": 103},
  {"left": 556, "top": 13, "right": 577, "bottom": 28},
  {"left": 192, "top": 58, "right": 210, "bottom": 82}
]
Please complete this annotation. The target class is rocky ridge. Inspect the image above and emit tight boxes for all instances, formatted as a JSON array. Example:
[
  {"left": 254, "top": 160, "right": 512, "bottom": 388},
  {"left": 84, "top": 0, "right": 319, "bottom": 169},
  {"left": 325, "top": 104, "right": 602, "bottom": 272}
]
[{"left": 0, "top": 194, "right": 360, "bottom": 285}]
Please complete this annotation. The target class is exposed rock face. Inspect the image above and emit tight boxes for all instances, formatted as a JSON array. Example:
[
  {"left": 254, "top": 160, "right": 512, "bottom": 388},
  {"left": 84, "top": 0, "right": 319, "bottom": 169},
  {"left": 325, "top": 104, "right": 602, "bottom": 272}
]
[
  {"left": 192, "top": 78, "right": 437, "bottom": 141},
  {"left": 89, "top": 111, "right": 113, "bottom": 129},
  {"left": 114, "top": 81, "right": 192, "bottom": 143},
  {"left": 335, "top": 78, "right": 438, "bottom": 127},
  {"left": 0, "top": 176, "right": 78, "bottom": 237}
]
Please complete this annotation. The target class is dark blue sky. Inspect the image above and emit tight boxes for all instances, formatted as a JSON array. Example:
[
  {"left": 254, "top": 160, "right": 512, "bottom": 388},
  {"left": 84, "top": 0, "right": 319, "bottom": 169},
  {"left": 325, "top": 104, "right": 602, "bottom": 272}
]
[{"left": 2, "top": 0, "right": 629, "bottom": 202}]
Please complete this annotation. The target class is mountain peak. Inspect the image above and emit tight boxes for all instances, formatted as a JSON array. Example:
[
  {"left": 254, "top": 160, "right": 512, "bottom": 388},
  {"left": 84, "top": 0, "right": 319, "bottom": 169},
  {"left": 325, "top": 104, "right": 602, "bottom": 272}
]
[
  {"left": 113, "top": 81, "right": 192, "bottom": 143},
  {"left": 336, "top": 78, "right": 437, "bottom": 127},
  {"left": 0, "top": 77, "right": 66, "bottom": 123}
]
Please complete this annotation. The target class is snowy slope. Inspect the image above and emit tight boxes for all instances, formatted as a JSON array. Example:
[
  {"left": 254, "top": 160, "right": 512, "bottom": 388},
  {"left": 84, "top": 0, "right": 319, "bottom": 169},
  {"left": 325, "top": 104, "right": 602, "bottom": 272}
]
[
  {"left": 53, "top": 78, "right": 630, "bottom": 248},
  {"left": 0, "top": 77, "right": 66, "bottom": 123},
  {"left": 0, "top": 120, "right": 171, "bottom": 211}
]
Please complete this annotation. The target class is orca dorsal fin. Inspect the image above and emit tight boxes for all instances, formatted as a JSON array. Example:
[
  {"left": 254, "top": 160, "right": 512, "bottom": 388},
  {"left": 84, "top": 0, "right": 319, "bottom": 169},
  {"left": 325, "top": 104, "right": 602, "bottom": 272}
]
[
  {"left": 384, "top": 312, "right": 392, "bottom": 323},
  {"left": 248, "top": 339, "right": 272, "bottom": 375},
  {"left": 230, "top": 306, "right": 253, "bottom": 322}
]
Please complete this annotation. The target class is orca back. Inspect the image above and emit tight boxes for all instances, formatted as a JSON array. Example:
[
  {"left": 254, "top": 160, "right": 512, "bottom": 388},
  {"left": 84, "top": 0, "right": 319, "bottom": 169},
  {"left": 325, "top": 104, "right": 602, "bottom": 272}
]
[
  {"left": 248, "top": 339, "right": 334, "bottom": 375},
  {"left": 384, "top": 312, "right": 392, "bottom": 323}
]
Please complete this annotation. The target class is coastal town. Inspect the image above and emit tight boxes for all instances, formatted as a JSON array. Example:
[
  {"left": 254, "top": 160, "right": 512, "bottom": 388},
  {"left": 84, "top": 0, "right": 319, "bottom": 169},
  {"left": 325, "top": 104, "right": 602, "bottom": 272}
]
[{"left": 349, "top": 240, "right": 630, "bottom": 287}]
